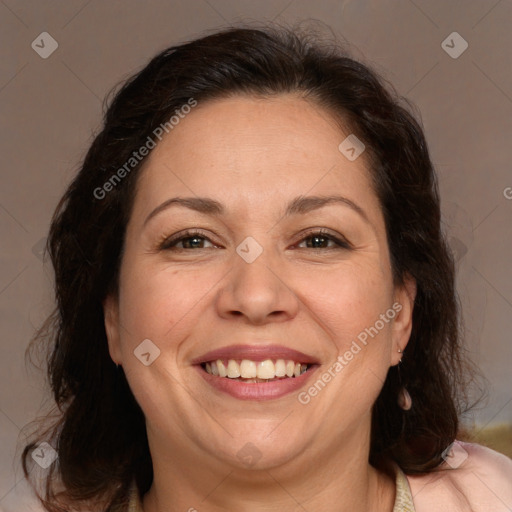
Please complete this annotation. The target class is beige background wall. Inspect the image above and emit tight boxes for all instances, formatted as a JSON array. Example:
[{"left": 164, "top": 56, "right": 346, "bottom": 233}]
[{"left": 1, "top": 0, "right": 511, "bottom": 508}]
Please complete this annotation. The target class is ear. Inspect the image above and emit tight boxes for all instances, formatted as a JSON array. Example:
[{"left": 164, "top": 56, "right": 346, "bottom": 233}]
[
  {"left": 390, "top": 273, "right": 417, "bottom": 366},
  {"left": 103, "top": 293, "right": 122, "bottom": 365}
]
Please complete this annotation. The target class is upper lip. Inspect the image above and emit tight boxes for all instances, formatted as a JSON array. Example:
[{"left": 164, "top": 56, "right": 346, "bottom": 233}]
[{"left": 192, "top": 344, "right": 320, "bottom": 365}]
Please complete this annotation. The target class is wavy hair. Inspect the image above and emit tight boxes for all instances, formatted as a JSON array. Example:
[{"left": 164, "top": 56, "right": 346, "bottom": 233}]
[{"left": 22, "top": 24, "right": 478, "bottom": 511}]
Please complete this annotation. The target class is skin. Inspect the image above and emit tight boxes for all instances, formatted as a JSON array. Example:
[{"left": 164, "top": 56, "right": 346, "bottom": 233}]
[{"left": 104, "top": 94, "right": 417, "bottom": 512}]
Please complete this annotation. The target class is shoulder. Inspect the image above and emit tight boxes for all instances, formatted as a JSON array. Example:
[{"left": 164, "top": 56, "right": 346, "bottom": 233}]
[{"left": 406, "top": 441, "right": 512, "bottom": 512}]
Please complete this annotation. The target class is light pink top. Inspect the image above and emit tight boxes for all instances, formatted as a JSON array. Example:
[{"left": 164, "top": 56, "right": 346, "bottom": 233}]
[{"left": 406, "top": 441, "right": 512, "bottom": 511}]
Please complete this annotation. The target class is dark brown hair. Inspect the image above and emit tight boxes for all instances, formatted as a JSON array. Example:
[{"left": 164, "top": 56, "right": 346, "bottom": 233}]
[{"left": 22, "top": 23, "right": 478, "bottom": 511}]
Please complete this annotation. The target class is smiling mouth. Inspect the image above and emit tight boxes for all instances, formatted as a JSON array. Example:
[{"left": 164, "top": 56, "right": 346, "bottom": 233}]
[{"left": 200, "top": 359, "right": 310, "bottom": 383}]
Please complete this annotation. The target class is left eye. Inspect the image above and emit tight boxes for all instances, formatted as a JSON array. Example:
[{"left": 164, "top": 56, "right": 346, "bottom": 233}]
[{"left": 296, "top": 232, "right": 349, "bottom": 249}]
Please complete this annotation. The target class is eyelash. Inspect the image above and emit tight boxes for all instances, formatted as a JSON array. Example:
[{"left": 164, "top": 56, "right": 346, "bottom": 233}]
[{"left": 158, "top": 228, "right": 351, "bottom": 251}]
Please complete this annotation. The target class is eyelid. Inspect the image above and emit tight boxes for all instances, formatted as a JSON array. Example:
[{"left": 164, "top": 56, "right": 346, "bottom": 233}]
[{"left": 158, "top": 229, "right": 220, "bottom": 250}]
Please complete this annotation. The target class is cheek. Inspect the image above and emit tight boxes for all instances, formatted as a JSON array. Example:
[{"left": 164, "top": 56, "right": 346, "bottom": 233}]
[
  {"left": 118, "top": 262, "right": 217, "bottom": 340},
  {"left": 295, "top": 268, "right": 395, "bottom": 426},
  {"left": 300, "top": 264, "right": 393, "bottom": 347},
  {"left": 114, "top": 263, "right": 214, "bottom": 428}
]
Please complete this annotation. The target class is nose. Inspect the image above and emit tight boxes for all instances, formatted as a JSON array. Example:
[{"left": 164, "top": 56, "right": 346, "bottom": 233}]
[{"left": 214, "top": 247, "right": 300, "bottom": 325}]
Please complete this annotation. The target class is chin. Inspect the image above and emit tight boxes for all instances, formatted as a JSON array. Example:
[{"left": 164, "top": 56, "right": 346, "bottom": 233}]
[{"left": 214, "top": 428, "right": 308, "bottom": 470}]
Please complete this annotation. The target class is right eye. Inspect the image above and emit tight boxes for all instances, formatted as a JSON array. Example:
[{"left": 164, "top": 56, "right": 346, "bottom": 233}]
[{"left": 159, "top": 230, "right": 218, "bottom": 250}]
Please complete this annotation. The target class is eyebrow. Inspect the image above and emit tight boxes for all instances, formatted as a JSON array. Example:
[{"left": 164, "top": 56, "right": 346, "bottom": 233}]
[{"left": 143, "top": 194, "right": 370, "bottom": 227}]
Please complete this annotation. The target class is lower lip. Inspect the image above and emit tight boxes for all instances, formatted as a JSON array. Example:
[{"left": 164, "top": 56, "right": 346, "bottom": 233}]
[{"left": 195, "top": 365, "right": 318, "bottom": 401}]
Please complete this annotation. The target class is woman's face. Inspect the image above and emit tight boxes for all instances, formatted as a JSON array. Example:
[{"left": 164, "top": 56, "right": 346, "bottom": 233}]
[{"left": 104, "top": 94, "right": 415, "bottom": 472}]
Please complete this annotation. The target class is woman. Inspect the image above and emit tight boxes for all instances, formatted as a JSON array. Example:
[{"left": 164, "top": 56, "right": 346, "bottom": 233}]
[{"left": 22, "top": 25, "right": 512, "bottom": 512}]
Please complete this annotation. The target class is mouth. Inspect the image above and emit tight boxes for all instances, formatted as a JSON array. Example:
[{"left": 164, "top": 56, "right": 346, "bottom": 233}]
[
  {"left": 193, "top": 345, "right": 319, "bottom": 400},
  {"left": 200, "top": 358, "right": 310, "bottom": 382}
]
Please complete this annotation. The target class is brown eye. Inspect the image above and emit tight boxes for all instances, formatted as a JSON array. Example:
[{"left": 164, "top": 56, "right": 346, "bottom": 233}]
[{"left": 296, "top": 230, "right": 351, "bottom": 250}]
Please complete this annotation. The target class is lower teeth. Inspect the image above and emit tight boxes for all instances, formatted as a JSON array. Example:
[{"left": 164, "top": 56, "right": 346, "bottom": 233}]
[{"left": 232, "top": 376, "right": 290, "bottom": 383}]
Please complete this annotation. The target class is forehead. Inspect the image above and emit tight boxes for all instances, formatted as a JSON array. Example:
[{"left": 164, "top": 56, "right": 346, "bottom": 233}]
[{"left": 132, "top": 94, "right": 381, "bottom": 224}]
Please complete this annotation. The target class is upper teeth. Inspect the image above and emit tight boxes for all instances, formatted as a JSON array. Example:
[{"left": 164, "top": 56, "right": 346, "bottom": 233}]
[{"left": 204, "top": 359, "right": 308, "bottom": 379}]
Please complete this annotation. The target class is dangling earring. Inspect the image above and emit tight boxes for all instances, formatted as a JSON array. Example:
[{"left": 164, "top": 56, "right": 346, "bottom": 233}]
[
  {"left": 114, "top": 363, "right": 123, "bottom": 393},
  {"left": 397, "top": 348, "right": 412, "bottom": 411}
]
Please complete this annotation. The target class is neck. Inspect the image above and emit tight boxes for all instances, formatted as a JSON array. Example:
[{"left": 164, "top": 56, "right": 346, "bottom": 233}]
[{"left": 141, "top": 425, "right": 395, "bottom": 512}]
